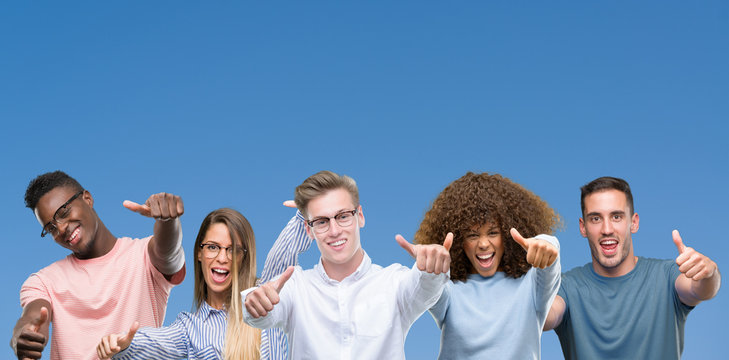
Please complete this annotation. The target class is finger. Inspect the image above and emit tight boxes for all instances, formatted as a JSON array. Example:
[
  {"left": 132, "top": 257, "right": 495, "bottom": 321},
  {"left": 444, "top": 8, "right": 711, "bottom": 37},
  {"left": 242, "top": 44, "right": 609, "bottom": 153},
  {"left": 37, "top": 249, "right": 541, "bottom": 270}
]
[
  {"left": 175, "top": 195, "right": 184, "bottom": 216},
  {"left": 28, "top": 307, "right": 49, "bottom": 332},
  {"left": 673, "top": 230, "right": 686, "bottom": 254},
  {"left": 157, "top": 194, "right": 171, "bottom": 220},
  {"left": 424, "top": 248, "right": 437, "bottom": 274},
  {"left": 244, "top": 296, "right": 262, "bottom": 318},
  {"left": 148, "top": 195, "right": 162, "bottom": 219},
  {"left": 109, "top": 334, "right": 119, "bottom": 355},
  {"left": 283, "top": 200, "right": 296, "bottom": 208},
  {"left": 510, "top": 228, "right": 529, "bottom": 250},
  {"left": 443, "top": 232, "right": 453, "bottom": 251},
  {"left": 526, "top": 244, "right": 537, "bottom": 267},
  {"left": 395, "top": 234, "right": 416, "bottom": 258},
  {"left": 120, "top": 321, "right": 139, "bottom": 347},
  {"left": 273, "top": 266, "right": 295, "bottom": 292},
  {"left": 252, "top": 291, "right": 273, "bottom": 314},
  {"left": 262, "top": 286, "right": 280, "bottom": 308},
  {"left": 102, "top": 336, "right": 113, "bottom": 358},
  {"left": 97, "top": 343, "right": 105, "bottom": 359},
  {"left": 441, "top": 250, "right": 451, "bottom": 274},
  {"left": 164, "top": 193, "right": 177, "bottom": 219},
  {"left": 123, "top": 200, "right": 151, "bottom": 217}
]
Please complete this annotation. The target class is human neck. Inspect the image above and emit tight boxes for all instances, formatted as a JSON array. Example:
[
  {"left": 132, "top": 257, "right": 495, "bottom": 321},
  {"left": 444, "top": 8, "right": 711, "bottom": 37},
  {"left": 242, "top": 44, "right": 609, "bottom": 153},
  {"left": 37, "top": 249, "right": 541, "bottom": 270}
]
[
  {"left": 322, "top": 248, "right": 365, "bottom": 282},
  {"left": 593, "top": 256, "right": 638, "bottom": 277},
  {"left": 74, "top": 220, "right": 117, "bottom": 259}
]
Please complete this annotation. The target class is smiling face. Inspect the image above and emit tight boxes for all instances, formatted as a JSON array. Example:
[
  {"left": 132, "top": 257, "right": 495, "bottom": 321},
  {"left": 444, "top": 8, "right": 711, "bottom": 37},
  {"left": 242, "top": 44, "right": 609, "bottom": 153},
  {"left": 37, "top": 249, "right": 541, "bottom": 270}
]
[
  {"left": 579, "top": 189, "right": 639, "bottom": 277},
  {"left": 305, "top": 188, "right": 365, "bottom": 281},
  {"left": 197, "top": 222, "right": 242, "bottom": 309},
  {"left": 462, "top": 223, "right": 504, "bottom": 278},
  {"left": 34, "top": 186, "right": 100, "bottom": 259}
]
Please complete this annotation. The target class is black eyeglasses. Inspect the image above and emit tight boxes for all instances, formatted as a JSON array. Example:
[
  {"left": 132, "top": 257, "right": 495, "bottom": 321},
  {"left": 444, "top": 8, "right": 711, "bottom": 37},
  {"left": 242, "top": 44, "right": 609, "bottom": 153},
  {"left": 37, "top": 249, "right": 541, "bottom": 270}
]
[
  {"left": 41, "top": 190, "right": 85, "bottom": 238},
  {"left": 199, "top": 243, "right": 246, "bottom": 260},
  {"left": 306, "top": 209, "right": 358, "bottom": 234}
]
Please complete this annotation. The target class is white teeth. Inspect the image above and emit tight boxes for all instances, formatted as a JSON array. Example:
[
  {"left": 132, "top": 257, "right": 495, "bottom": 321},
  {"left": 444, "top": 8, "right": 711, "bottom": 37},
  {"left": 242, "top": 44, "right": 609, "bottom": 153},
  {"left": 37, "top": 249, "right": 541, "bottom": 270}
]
[
  {"left": 330, "top": 240, "right": 346, "bottom": 247},
  {"left": 601, "top": 240, "right": 617, "bottom": 245},
  {"left": 68, "top": 228, "right": 80, "bottom": 243},
  {"left": 212, "top": 269, "right": 229, "bottom": 274},
  {"left": 477, "top": 253, "right": 494, "bottom": 260}
]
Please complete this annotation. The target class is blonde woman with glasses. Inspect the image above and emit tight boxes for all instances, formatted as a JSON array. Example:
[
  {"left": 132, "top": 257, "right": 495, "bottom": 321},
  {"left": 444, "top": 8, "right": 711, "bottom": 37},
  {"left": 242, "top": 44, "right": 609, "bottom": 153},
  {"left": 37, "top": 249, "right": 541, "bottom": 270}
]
[{"left": 96, "top": 208, "right": 288, "bottom": 359}]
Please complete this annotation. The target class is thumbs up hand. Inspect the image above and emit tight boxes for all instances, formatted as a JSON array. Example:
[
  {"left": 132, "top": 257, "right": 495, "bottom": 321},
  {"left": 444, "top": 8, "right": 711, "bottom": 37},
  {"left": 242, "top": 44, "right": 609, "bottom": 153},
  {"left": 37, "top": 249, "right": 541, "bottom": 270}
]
[
  {"left": 96, "top": 322, "right": 140, "bottom": 359},
  {"left": 510, "top": 228, "right": 558, "bottom": 269},
  {"left": 245, "top": 266, "right": 295, "bottom": 318},
  {"left": 673, "top": 230, "right": 717, "bottom": 281},
  {"left": 396, "top": 232, "right": 453, "bottom": 275},
  {"left": 13, "top": 306, "right": 49, "bottom": 360},
  {"left": 124, "top": 193, "right": 184, "bottom": 221}
]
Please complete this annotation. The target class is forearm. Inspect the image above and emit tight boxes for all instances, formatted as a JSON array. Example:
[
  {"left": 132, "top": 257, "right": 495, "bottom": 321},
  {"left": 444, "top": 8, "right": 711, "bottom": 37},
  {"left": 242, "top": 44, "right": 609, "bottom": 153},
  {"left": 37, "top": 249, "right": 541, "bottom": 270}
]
[
  {"left": 259, "top": 212, "right": 311, "bottom": 284},
  {"left": 150, "top": 219, "right": 184, "bottom": 275},
  {"left": 691, "top": 268, "right": 721, "bottom": 301}
]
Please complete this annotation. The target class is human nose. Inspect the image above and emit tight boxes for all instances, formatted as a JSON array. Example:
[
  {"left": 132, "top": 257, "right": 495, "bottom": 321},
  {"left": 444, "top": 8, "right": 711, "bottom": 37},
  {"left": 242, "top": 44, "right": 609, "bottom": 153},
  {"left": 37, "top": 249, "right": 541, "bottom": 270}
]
[
  {"left": 600, "top": 219, "right": 614, "bottom": 235},
  {"left": 327, "top": 219, "right": 344, "bottom": 236},
  {"left": 476, "top": 236, "right": 490, "bottom": 249},
  {"left": 215, "top": 248, "right": 230, "bottom": 262}
]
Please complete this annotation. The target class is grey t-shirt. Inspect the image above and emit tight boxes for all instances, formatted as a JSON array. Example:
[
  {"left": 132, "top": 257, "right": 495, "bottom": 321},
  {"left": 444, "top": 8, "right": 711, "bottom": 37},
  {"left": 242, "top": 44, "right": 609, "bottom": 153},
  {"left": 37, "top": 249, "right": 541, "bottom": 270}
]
[{"left": 555, "top": 257, "right": 693, "bottom": 360}]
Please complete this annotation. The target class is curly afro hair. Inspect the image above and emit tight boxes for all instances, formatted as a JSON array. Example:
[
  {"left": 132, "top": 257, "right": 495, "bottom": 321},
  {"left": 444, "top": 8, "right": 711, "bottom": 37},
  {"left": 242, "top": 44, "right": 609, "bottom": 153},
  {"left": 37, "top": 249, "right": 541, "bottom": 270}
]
[{"left": 414, "top": 172, "right": 560, "bottom": 282}]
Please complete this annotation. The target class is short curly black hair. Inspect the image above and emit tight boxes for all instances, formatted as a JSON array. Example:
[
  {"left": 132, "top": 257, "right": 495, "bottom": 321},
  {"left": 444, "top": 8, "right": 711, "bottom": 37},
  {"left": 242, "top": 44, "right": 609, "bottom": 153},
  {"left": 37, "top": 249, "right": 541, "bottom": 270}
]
[
  {"left": 415, "top": 172, "right": 560, "bottom": 282},
  {"left": 25, "top": 171, "right": 84, "bottom": 210}
]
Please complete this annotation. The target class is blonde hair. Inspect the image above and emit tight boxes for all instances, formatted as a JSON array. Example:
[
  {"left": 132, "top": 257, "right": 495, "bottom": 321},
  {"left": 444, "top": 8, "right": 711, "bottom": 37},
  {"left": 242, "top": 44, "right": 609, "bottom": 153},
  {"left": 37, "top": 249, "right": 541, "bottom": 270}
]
[
  {"left": 193, "top": 208, "right": 261, "bottom": 359},
  {"left": 294, "top": 170, "right": 359, "bottom": 218}
]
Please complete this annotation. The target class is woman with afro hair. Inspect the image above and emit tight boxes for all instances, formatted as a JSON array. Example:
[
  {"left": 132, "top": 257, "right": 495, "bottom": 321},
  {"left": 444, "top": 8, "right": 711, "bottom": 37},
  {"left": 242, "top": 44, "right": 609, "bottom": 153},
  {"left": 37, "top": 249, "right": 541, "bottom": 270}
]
[{"left": 415, "top": 172, "right": 561, "bottom": 359}]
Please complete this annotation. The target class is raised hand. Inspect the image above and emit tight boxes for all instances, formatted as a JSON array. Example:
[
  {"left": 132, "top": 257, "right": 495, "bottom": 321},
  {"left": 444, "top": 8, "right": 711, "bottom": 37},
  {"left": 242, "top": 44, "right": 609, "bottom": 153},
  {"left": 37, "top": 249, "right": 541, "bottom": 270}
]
[
  {"left": 245, "top": 266, "right": 295, "bottom": 318},
  {"left": 673, "top": 230, "right": 717, "bottom": 281},
  {"left": 510, "top": 228, "right": 558, "bottom": 269},
  {"left": 123, "top": 193, "right": 184, "bottom": 221},
  {"left": 283, "top": 200, "right": 296, "bottom": 208},
  {"left": 96, "top": 322, "right": 139, "bottom": 359},
  {"left": 14, "top": 307, "right": 48, "bottom": 360},
  {"left": 395, "top": 233, "right": 453, "bottom": 275}
]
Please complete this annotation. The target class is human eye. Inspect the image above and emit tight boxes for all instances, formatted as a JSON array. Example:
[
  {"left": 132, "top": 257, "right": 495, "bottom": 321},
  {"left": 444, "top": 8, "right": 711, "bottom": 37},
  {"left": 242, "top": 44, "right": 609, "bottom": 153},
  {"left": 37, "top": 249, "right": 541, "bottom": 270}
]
[
  {"left": 336, "top": 212, "right": 352, "bottom": 221},
  {"left": 43, "top": 224, "right": 57, "bottom": 236},
  {"left": 57, "top": 205, "right": 72, "bottom": 220},
  {"left": 206, "top": 244, "right": 220, "bottom": 251},
  {"left": 464, "top": 232, "right": 479, "bottom": 241},
  {"left": 589, "top": 216, "right": 601, "bottom": 224},
  {"left": 312, "top": 218, "right": 328, "bottom": 227},
  {"left": 612, "top": 214, "right": 623, "bottom": 222}
]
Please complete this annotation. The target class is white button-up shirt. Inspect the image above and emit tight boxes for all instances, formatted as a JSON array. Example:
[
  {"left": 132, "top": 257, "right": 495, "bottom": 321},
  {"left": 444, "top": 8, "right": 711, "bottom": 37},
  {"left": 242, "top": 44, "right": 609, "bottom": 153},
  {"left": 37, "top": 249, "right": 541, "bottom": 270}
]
[{"left": 242, "top": 252, "right": 448, "bottom": 360}]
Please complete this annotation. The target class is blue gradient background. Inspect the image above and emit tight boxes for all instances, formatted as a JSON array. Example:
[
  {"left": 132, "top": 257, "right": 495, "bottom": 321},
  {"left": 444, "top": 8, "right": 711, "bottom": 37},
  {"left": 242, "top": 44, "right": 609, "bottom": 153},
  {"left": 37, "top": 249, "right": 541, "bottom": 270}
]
[{"left": 1, "top": 1, "right": 726, "bottom": 359}]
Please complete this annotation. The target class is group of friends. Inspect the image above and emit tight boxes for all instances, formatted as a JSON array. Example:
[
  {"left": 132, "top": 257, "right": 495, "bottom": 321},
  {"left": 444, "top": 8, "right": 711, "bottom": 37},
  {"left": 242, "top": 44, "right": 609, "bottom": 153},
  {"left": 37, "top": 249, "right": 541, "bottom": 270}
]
[{"left": 11, "top": 170, "right": 720, "bottom": 359}]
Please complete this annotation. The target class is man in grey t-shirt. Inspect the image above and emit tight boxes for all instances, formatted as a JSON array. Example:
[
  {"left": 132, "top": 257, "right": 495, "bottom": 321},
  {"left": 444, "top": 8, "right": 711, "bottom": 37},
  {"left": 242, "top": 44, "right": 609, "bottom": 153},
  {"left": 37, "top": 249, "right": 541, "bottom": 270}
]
[{"left": 544, "top": 176, "right": 721, "bottom": 360}]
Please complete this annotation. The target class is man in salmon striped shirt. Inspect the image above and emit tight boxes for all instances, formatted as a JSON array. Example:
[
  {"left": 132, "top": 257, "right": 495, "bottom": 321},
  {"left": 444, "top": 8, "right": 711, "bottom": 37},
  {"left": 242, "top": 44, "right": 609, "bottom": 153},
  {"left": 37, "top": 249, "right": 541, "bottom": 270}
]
[{"left": 10, "top": 171, "right": 186, "bottom": 360}]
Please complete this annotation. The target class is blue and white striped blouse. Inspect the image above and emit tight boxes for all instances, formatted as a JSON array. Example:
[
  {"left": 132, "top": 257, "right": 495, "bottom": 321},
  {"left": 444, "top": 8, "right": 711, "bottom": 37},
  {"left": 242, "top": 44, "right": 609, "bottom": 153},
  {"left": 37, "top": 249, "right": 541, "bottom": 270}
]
[
  {"left": 257, "top": 211, "right": 313, "bottom": 360},
  {"left": 113, "top": 301, "right": 227, "bottom": 360},
  {"left": 112, "top": 213, "right": 310, "bottom": 360}
]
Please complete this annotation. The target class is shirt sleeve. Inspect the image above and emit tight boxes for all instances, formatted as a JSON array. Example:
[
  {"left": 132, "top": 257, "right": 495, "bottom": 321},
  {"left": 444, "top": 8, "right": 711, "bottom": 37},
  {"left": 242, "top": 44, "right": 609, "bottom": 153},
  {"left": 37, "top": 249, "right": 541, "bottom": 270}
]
[
  {"left": 20, "top": 273, "right": 51, "bottom": 307},
  {"left": 397, "top": 264, "right": 449, "bottom": 325},
  {"left": 428, "top": 281, "right": 451, "bottom": 329},
  {"left": 113, "top": 314, "right": 190, "bottom": 360},
  {"left": 257, "top": 211, "right": 311, "bottom": 360},
  {"left": 532, "top": 234, "right": 561, "bottom": 322}
]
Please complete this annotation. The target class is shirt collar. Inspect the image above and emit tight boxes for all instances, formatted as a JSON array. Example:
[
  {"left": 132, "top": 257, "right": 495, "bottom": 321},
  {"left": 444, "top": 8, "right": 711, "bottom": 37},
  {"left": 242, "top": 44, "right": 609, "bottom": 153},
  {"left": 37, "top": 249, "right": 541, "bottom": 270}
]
[
  {"left": 196, "top": 301, "right": 227, "bottom": 322},
  {"left": 315, "top": 251, "right": 372, "bottom": 284}
]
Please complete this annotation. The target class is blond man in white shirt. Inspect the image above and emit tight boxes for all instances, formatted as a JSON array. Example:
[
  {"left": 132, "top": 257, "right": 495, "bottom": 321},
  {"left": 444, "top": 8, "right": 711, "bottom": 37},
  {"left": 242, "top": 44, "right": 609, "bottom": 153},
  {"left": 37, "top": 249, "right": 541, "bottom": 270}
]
[{"left": 242, "top": 170, "right": 452, "bottom": 360}]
